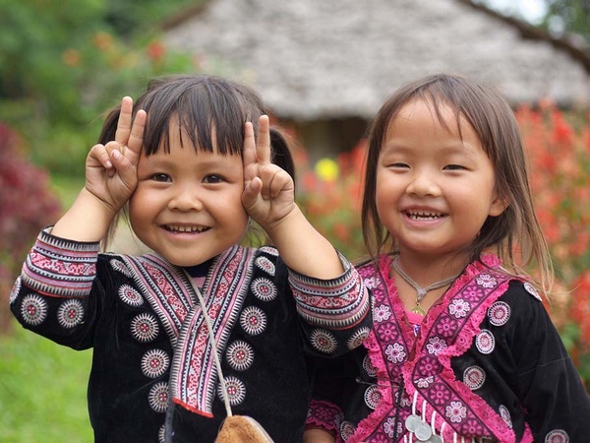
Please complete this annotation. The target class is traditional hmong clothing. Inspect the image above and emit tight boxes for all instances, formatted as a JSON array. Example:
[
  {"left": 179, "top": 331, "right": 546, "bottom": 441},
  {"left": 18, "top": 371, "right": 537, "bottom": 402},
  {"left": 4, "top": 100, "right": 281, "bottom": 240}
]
[
  {"left": 9, "top": 228, "right": 371, "bottom": 443},
  {"left": 307, "top": 254, "right": 590, "bottom": 442}
]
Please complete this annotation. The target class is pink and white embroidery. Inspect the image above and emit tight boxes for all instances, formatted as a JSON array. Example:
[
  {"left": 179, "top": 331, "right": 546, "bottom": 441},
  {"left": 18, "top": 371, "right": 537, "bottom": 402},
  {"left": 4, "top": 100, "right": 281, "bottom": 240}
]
[
  {"left": 475, "top": 329, "right": 495, "bottom": 354},
  {"left": 340, "top": 421, "right": 356, "bottom": 441},
  {"left": 148, "top": 382, "right": 169, "bottom": 413},
  {"left": 383, "top": 416, "right": 400, "bottom": 438},
  {"left": 363, "top": 355, "right": 377, "bottom": 377},
  {"left": 239, "top": 306, "right": 267, "bottom": 336},
  {"left": 141, "top": 349, "right": 170, "bottom": 378},
  {"left": 463, "top": 365, "right": 486, "bottom": 390},
  {"left": 258, "top": 246, "right": 278, "bottom": 256},
  {"left": 110, "top": 258, "right": 133, "bottom": 277},
  {"left": 57, "top": 299, "right": 84, "bottom": 328},
  {"left": 20, "top": 294, "right": 48, "bottom": 326},
  {"left": 524, "top": 282, "right": 543, "bottom": 301},
  {"left": 364, "top": 276, "right": 380, "bottom": 289},
  {"left": 446, "top": 400, "right": 467, "bottom": 423},
  {"left": 499, "top": 405, "right": 513, "bottom": 429},
  {"left": 488, "top": 301, "right": 511, "bottom": 326},
  {"left": 426, "top": 336, "right": 447, "bottom": 355},
  {"left": 385, "top": 342, "right": 406, "bottom": 363},
  {"left": 373, "top": 304, "right": 392, "bottom": 322},
  {"left": 545, "top": 429, "right": 569, "bottom": 443},
  {"left": 415, "top": 376, "right": 434, "bottom": 388},
  {"left": 364, "top": 384, "right": 381, "bottom": 410},
  {"left": 476, "top": 274, "right": 497, "bottom": 288},
  {"left": 448, "top": 298, "right": 471, "bottom": 318},
  {"left": 9, "top": 277, "right": 21, "bottom": 304}
]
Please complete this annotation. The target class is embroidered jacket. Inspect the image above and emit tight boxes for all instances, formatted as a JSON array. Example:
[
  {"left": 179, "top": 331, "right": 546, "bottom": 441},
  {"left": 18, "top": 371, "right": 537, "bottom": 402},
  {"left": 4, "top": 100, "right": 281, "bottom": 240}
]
[
  {"left": 307, "top": 254, "right": 590, "bottom": 442},
  {"left": 9, "top": 228, "right": 371, "bottom": 443}
]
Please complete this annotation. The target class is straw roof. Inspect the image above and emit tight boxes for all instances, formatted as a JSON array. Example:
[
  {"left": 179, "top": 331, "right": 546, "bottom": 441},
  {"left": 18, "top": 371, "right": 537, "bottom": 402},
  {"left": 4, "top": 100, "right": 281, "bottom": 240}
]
[{"left": 163, "top": 0, "right": 590, "bottom": 120}]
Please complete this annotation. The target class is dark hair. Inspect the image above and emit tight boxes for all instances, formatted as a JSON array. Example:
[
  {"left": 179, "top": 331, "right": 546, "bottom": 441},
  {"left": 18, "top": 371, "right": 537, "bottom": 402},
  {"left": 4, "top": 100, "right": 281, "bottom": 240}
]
[
  {"left": 99, "top": 74, "right": 295, "bottom": 249},
  {"left": 362, "top": 73, "right": 552, "bottom": 289}
]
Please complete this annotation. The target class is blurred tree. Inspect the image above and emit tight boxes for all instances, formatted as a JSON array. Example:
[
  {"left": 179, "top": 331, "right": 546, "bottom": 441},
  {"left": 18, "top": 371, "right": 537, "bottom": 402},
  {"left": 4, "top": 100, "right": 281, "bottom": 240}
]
[{"left": 540, "top": 0, "right": 590, "bottom": 43}]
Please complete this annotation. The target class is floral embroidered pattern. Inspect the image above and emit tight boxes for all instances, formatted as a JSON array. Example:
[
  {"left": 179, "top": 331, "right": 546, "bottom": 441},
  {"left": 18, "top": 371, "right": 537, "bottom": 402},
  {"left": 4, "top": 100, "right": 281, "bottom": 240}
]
[
  {"left": 426, "top": 336, "right": 447, "bottom": 355},
  {"left": 9, "top": 277, "right": 20, "bottom": 304},
  {"left": 148, "top": 382, "right": 169, "bottom": 413},
  {"left": 488, "top": 301, "right": 511, "bottom": 326},
  {"left": 20, "top": 294, "right": 48, "bottom": 326},
  {"left": 239, "top": 306, "right": 267, "bottom": 335},
  {"left": 373, "top": 304, "right": 392, "bottom": 322},
  {"left": 250, "top": 277, "right": 277, "bottom": 302},
  {"left": 57, "top": 299, "right": 84, "bottom": 328},
  {"left": 364, "top": 384, "right": 381, "bottom": 410},
  {"left": 110, "top": 258, "right": 133, "bottom": 277},
  {"left": 130, "top": 313, "right": 160, "bottom": 343},
  {"left": 363, "top": 354, "right": 377, "bottom": 377},
  {"left": 524, "top": 282, "right": 543, "bottom": 301},
  {"left": 340, "top": 421, "right": 356, "bottom": 441},
  {"left": 385, "top": 342, "right": 406, "bottom": 363},
  {"left": 141, "top": 349, "right": 170, "bottom": 379},
  {"left": 448, "top": 298, "right": 471, "bottom": 318},
  {"left": 476, "top": 274, "right": 497, "bottom": 288},
  {"left": 499, "top": 405, "right": 512, "bottom": 429},
  {"left": 446, "top": 400, "right": 467, "bottom": 423}
]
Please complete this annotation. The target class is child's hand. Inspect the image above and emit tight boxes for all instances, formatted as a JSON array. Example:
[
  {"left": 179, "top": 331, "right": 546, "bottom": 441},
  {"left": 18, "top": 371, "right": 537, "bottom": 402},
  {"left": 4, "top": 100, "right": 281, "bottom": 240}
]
[
  {"left": 85, "top": 96, "right": 146, "bottom": 213},
  {"left": 242, "top": 115, "right": 296, "bottom": 230}
]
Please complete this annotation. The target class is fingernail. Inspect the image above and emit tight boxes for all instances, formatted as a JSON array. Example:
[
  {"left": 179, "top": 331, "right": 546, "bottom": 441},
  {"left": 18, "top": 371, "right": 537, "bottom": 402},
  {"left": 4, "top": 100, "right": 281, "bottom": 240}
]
[{"left": 112, "top": 150, "right": 121, "bottom": 160}]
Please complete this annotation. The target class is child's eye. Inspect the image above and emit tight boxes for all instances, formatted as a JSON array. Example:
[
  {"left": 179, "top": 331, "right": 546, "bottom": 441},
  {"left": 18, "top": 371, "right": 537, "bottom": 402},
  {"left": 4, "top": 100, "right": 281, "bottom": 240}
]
[
  {"left": 203, "top": 174, "right": 225, "bottom": 184},
  {"left": 151, "top": 173, "right": 171, "bottom": 182},
  {"left": 443, "top": 164, "right": 466, "bottom": 171},
  {"left": 389, "top": 162, "right": 410, "bottom": 169}
]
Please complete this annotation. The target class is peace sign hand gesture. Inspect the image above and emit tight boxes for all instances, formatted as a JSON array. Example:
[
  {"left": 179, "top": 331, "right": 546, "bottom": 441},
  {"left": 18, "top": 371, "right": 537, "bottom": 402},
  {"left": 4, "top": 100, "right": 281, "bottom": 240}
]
[
  {"left": 242, "top": 115, "right": 296, "bottom": 231},
  {"left": 85, "top": 96, "right": 146, "bottom": 213}
]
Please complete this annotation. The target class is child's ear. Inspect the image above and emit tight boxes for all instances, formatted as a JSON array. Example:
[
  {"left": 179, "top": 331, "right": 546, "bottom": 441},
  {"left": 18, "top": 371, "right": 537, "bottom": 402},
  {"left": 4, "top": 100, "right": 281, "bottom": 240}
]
[{"left": 489, "top": 194, "right": 509, "bottom": 217}]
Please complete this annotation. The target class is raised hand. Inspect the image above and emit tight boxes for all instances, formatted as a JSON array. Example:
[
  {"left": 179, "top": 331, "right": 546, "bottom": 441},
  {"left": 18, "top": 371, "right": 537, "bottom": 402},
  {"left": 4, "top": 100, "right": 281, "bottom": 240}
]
[
  {"left": 242, "top": 115, "right": 296, "bottom": 231},
  {"left": 85, "top": 96, "right": 146, "bottom": 213}
]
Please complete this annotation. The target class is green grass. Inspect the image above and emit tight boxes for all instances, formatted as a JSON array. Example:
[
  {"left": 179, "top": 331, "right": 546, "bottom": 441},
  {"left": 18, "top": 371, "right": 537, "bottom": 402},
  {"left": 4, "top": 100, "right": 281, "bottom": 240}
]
[{"left": 0, "top": 322, "right": 93, "bottom": 443}]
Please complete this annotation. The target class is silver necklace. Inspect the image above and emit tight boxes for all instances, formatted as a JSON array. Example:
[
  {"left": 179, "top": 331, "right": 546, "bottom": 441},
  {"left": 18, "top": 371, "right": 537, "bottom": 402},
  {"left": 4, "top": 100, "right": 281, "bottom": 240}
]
[{"left": 392, "top": 256, "right": 459, "bottom": 316}]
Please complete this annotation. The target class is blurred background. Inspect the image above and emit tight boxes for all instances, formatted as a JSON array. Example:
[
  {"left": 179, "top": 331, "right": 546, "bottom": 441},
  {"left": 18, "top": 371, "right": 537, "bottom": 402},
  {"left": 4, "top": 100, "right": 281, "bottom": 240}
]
[{"left": 1, "top": 0, "right": 589, "bottom": 441}]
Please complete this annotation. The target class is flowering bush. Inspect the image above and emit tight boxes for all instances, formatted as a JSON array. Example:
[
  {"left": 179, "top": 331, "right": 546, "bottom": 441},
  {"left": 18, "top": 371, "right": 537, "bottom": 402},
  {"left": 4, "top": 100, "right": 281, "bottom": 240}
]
[
  {"left": 0, "top": 123, "right": 62, "bottom": 332},
  {"left": 293, "top": 103, "right": 590, "bottom": 386}
]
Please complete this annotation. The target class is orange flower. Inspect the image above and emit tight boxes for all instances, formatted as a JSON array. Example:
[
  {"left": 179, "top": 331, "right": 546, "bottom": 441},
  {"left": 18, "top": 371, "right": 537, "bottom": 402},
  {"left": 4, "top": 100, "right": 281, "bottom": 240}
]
[{"left": 62, "top": 48, "right": 81, "bottom": 67}]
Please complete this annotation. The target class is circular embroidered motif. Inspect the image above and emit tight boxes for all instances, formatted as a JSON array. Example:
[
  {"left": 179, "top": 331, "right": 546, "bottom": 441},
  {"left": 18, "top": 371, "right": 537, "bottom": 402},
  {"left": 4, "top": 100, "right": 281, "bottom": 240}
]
[
  {"left": 226, "top": 340, "right": 254, "bottom": 371},
  {"left": 524, "top": 282, "right": 543, "bottom": 301},
  {"left": 258, "top": 246, "right": 278, "bottom": 256},
  {"left": 476, "top": 329, "right": 495, "bottom": 354},
  {"left": 130, "top": 313, "right": 160, "bottom": 342},
  {"left": 340, "top": 421, "right": 356, "bottom": 441},
  {"left": 362, "top": 355, "right": 377, "bottom": 377},
  {"left": 110, "top": 259, "right": 133, "bottom": 277},
  {"left": 141, "top": 349, "right": 170, "bottom": 379},
  {"left": 20, "top": 294, "right": 48, "bottom": 326},
  {"left": 372, "top": 304, "right": 392, "bottom": 323},
  {"left": 9, "top": 277, "right": 21, "bottom": 304},
  {"left": 148, "top": 382, "right": 168, "bottom": 413},
  {"left": 219, "top": 376, "right": 246, "bottom": 406},
  {"left": 158, "top": 424, "right": 166, "bottom": 443},
  {"left": 310, "top": 329, "right": 338, "bottom": 354},
  {"left": 57, "top": 299, "right": 84, "bottom": 328},
  {"left": 488, "top": 301, "right": 511, "bottom": 326},
  {"left": 240, "top": 306, "right": 267, "bottom": 336},
  {"left": 251, "top": 278, "right": 277, "bottom": 302},
  {"left": 364, "top": 384, "right": 381, "bottom": 410},
  {"left": 347, "top": 327, "right": 370, "bottom": 350},
  {"left": 119, "top": 285, "right": 144, "bottom": 307},
  {"left": 254, "top": 256, "right": 276, "bottom": 276},
  {"left": 463, "top": 365, "right": 486, "bottom": 390},
  {"left": 499, "top": 405, "right": 513, "bottom": 429},
  {"left": 545, "top": 430, "right": 569, "bottom": 443}
]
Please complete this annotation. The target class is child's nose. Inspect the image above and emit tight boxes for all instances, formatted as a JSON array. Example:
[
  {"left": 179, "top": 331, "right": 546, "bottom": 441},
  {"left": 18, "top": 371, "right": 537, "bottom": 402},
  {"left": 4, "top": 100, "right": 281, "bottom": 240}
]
[
  {"left": 168, "top": 185, "right": 204, "bottom": 211},
  {"left": 406, "top": 171, "right": 440, "bottom": 197}
]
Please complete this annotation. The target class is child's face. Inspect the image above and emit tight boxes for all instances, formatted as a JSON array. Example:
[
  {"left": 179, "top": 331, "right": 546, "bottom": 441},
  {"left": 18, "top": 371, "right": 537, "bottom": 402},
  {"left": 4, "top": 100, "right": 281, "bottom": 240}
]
[
  {"left": 376, "top": 98, "right": 506, "bottom": 261},
  {"left": 129, "top": 122, "right": 249, "bottom": 267}
]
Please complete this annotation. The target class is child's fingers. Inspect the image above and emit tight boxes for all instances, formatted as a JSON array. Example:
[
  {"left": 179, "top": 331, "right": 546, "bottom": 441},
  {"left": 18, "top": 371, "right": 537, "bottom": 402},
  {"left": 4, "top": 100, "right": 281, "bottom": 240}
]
[
  {"left": 126, "top": 109, "right": 146, "bottom": 157},
  {"left": 114, "top": 96, "right": 134, "bottom": 146},
  {"left": 256, "top": 115, "right": 271, "bottom": 165},
  {"left": 242, "top": 121, "right": 258, "bottom": 183},
  {"left": 88, "top": 143, "right": 113, "bottom": 169}
]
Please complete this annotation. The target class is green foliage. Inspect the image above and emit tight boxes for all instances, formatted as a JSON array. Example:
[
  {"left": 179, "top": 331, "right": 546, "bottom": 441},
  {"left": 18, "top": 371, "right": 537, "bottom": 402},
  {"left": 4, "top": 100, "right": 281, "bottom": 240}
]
[
  {"left": 0, "top": 324, "right": 92, "bottom": 443},
  {"left": 542, "top": 0, "right": 590, "bottom": 42}
]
